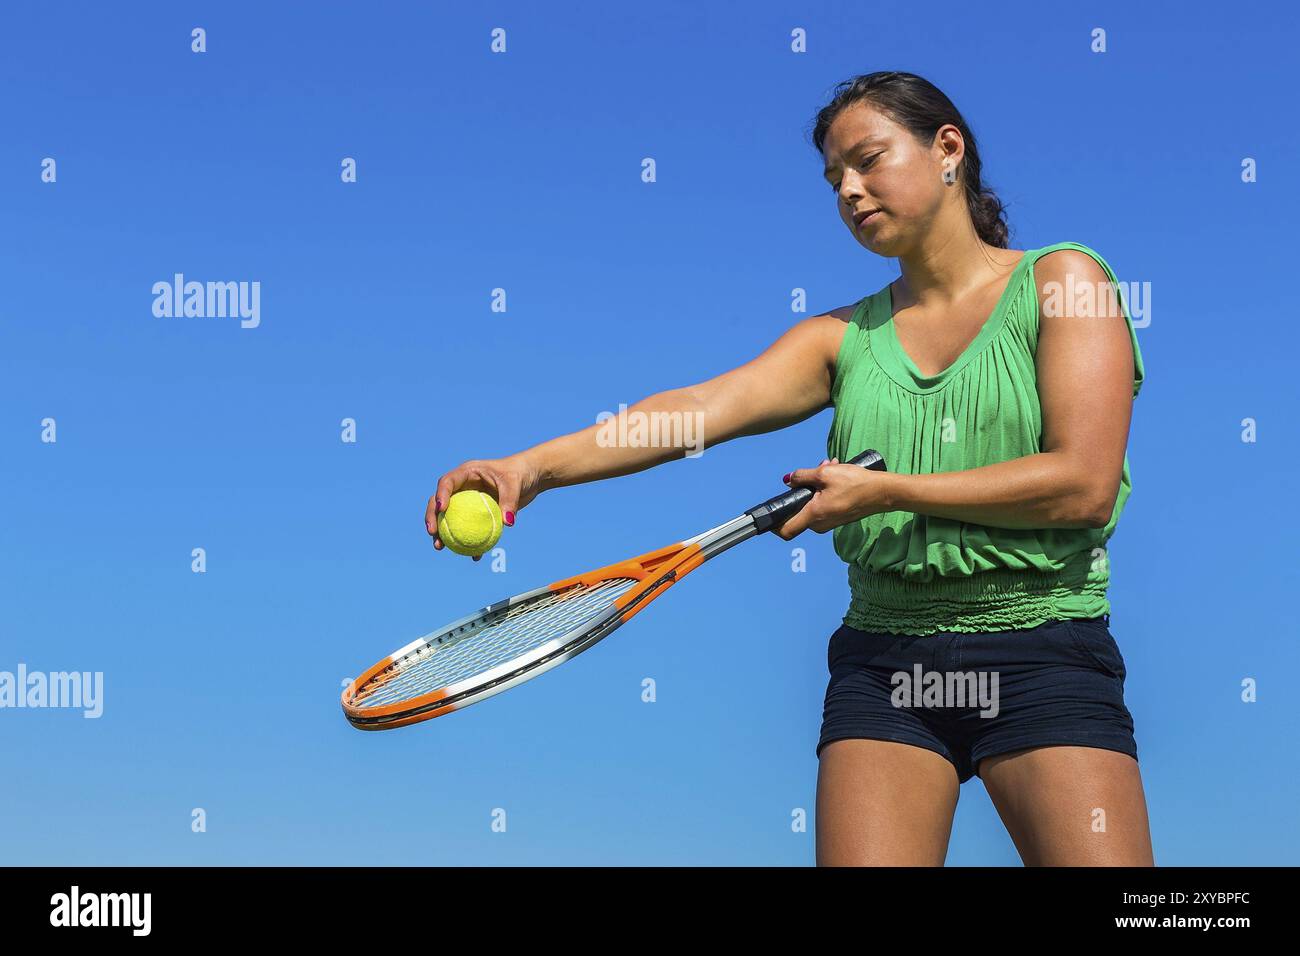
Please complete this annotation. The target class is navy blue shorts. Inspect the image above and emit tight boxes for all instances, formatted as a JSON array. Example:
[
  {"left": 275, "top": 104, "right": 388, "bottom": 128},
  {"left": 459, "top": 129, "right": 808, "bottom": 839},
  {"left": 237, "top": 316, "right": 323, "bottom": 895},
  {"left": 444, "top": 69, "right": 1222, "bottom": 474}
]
[{"left": 817, "top": 615, "right": 1137, "bottom": 783}]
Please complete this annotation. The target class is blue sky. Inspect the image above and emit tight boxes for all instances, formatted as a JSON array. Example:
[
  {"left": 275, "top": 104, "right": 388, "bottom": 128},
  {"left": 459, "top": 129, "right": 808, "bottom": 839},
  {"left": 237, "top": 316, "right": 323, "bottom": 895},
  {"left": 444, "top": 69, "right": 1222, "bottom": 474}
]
[{"left": 1, "top": 0, "right": 1297, "bottom": 865}]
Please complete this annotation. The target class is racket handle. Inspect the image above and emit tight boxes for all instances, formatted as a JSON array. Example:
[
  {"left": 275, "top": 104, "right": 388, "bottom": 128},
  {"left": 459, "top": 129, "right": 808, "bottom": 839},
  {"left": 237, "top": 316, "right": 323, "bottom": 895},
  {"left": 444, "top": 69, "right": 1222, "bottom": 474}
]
[{"left": 744, "top": 449, "right": 887, "bottom": 534}]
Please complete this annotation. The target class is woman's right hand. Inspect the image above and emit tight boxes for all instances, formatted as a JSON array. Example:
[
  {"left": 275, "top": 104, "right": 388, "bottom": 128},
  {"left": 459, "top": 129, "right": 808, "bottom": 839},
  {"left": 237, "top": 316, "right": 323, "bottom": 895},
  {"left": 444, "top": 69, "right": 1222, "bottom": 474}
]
[{"left": 425, "top": 454, "right": 545, "bottom": 560}]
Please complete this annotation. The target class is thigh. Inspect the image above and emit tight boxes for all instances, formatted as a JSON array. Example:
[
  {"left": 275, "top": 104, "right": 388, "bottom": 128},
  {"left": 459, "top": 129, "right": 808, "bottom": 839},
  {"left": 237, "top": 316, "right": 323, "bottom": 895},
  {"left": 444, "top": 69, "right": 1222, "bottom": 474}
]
[
  {"left": 816, "top": 739, "right": 961, "bottom": 866},
  {"left": 980, "top": 745, "right": 1154, "bottom": 866}
]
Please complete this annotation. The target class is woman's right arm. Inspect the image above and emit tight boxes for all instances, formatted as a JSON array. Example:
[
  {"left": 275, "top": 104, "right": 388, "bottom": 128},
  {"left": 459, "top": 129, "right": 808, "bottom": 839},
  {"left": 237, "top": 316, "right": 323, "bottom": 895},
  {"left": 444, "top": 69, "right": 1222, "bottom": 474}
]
[{"left": 426, "top": 309, "right": 851, "bottom": 552}]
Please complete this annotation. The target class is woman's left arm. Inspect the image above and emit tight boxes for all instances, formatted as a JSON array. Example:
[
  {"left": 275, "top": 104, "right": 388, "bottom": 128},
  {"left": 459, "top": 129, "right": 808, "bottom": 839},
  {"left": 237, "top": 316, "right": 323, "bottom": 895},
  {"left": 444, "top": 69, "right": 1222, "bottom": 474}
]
[{"left": 776, "top": 250, "right": 1135, "bottom": 538}]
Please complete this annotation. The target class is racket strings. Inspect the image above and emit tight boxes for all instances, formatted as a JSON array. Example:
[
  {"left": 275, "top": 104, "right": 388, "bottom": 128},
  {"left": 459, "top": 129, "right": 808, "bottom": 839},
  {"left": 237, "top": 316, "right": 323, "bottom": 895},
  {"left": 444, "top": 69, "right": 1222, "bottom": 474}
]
[{"left": 351, "top": 576, "right": 641, "bottom": 709}]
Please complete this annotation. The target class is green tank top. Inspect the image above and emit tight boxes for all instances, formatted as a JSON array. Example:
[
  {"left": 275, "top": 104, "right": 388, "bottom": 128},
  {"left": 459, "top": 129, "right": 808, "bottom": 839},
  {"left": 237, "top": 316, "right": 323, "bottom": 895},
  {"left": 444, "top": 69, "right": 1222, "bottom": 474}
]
[{"left": 826, "top": 242, "right": 1145, "bottom": 636}]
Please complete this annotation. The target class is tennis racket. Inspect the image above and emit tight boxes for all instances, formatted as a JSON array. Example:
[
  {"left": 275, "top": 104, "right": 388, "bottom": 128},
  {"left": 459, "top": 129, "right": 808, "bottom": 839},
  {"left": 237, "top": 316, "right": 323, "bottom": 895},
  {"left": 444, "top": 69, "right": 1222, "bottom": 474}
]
[{"left": 342, "top": 449, "right": 887, "bottom": 730}]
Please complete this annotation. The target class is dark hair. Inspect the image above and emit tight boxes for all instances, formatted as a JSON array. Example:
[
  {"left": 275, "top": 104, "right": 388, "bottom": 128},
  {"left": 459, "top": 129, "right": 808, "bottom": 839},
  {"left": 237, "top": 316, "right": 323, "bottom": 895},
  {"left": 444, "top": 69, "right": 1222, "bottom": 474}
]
[{"left": 810, "top": 71, "right": 1009, "bottom": 249}]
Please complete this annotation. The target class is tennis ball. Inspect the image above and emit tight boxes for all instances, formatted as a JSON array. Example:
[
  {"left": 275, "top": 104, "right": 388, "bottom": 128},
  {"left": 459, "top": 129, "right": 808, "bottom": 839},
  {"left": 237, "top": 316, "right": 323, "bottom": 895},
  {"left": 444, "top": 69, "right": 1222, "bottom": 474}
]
[{"left": 438, "top": 490, "right": 504, "bottom": 557}]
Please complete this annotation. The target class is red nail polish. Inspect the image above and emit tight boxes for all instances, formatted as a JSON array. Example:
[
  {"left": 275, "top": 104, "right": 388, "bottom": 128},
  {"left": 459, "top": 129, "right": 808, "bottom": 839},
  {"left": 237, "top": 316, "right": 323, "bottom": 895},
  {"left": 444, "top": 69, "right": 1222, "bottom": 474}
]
[
  {"left": 782, "top": 473, "right": 790, "bottom": 483},
  {"left": 505, "top": 511, "right": 515, "bottom": 526}
]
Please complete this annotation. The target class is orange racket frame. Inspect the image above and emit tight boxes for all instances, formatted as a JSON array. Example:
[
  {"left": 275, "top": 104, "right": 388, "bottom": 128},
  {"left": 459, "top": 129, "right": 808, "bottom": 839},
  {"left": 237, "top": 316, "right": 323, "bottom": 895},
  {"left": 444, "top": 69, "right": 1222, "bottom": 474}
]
[{"left": 342, "top": 449, "right": 885, "bottom": 730}]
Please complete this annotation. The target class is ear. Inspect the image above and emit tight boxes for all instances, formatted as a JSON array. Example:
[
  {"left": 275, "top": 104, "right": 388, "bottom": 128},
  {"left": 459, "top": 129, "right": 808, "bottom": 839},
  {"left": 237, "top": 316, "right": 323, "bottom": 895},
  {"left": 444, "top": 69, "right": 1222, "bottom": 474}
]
[{"left": 934, "top": 124, "right": 965, "bottom": 174}]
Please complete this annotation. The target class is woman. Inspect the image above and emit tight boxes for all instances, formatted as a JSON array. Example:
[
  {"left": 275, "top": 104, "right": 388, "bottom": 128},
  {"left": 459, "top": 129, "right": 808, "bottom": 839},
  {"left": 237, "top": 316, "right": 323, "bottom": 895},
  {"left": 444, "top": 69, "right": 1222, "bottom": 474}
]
[{"left": 424, "top": 71, "right": 1151, "bottom": 866}]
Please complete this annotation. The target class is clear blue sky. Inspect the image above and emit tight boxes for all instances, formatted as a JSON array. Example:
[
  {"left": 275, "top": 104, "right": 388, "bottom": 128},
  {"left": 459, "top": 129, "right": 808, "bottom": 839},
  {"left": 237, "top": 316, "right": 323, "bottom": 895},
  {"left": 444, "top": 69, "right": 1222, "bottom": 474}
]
[{"left": 2, "top": 1, "right": 1296, "bottom": 865}]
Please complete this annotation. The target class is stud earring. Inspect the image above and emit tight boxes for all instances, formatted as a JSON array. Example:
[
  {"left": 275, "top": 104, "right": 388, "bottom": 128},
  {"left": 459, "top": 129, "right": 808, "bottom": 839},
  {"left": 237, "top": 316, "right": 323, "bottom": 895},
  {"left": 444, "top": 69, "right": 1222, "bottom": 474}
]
[{"left": 942, "top": 165, "right": 956, "bottom": 185}]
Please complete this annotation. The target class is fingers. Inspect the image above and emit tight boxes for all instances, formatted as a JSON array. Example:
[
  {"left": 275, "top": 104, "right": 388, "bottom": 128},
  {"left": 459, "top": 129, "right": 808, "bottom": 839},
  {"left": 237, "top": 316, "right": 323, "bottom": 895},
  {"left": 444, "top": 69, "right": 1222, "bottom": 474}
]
[
  {"left": 425, "top": 488, "right": 444, "bottom": 524},
  {"left": 785, "top": 461, "right": 828, "bottom": 489},
  {"left": 425, "top": 494, "right": 443, "bottom": 548},
  {"left": 427, "top": 466, "right": 467, "bottom": 548},
  {"left": 428, "top": 471, "right": 459, "bottom": 526},
  {"left": 777, "top": 458, "right": 841, "bottom": 538},
  {"left": 495, "top": 470, "right": 521, "bottom": 528},
  {"left": 774, "top": 509, "right": 810, "bottom": 540},
  {"left": 426, "top": 460, "right": 523, "bottom": 552}
]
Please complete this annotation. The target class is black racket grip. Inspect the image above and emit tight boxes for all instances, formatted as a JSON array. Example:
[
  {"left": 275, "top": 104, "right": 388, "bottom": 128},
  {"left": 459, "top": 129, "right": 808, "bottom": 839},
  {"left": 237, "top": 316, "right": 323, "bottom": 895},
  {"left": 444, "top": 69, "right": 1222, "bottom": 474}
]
[{"left": 744, "top": 449, "right": 887, "bottom": 534}]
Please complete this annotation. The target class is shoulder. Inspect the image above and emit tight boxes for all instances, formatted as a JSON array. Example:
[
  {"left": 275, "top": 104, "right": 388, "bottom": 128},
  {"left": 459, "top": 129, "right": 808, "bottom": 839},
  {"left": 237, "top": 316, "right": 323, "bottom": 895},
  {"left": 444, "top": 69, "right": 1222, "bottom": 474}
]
[
  {"left": 1029, "top": 242, "right": 1116, "bottom": 293},
  {"left": 820, "top": 296, "right": 870, "bottom": 325},
  {"left": 1028, "top": 243, "right": 1122, "bottom": 318},
  {"left": 798, "top": 305, "right": 859, "bottom": 358},
  {"left": 797, "top": 298, "right": 871, "bottom": 340},
  {"left": 1032, "top": 244, "right": 1110, "bottom": 285},
  {"left": 779, "top": 299, "right": 871, "bottom": 377}
]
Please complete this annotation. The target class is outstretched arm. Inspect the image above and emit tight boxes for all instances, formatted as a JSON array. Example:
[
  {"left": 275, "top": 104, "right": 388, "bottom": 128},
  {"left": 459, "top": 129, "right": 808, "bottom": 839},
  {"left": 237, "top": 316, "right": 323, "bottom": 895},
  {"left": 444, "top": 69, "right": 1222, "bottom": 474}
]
[
  {"left": 427, "top": 310, "right": 851, "bottom": 549},
  {"left": 523, "top": 311, "right": 847, "bottom": 491}
]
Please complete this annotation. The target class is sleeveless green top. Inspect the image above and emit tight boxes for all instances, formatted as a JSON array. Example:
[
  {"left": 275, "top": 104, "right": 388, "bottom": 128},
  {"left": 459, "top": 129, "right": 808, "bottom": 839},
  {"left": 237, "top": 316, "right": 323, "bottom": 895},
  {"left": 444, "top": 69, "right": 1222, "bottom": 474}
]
[{"left": 826, "top": 242, "right": 1145, "bottom": 636}]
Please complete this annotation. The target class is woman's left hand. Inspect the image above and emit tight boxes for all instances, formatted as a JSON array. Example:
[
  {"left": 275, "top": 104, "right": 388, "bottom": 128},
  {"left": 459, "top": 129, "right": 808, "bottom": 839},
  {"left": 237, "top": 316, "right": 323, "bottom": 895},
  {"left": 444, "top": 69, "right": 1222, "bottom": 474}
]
[{"left": 771, "top": 457, "right": 893, "bottom": 540}]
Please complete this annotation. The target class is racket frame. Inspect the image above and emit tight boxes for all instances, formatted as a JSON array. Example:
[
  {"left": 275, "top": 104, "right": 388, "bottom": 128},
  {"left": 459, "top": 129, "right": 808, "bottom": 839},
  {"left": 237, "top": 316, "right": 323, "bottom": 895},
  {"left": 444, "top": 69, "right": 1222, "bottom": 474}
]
[
  {"left": 342, "top": 449, "right": 885, "bottom": 730},
  {"left": 341, "top": 515, "right": 756, "bottom": 730}
]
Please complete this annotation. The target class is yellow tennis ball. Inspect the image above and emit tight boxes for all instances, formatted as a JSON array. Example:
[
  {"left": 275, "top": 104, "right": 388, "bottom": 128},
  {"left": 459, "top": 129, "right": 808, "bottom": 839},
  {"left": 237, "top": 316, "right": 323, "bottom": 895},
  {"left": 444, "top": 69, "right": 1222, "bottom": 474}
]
[{"left": 437, "top": 490, "right": 504, "bottom": 557}]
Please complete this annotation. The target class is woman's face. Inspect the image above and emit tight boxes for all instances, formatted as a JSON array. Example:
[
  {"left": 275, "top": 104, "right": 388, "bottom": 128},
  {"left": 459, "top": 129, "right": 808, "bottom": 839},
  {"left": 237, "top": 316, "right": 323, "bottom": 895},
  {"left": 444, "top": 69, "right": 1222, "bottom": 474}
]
[{"left": 821, "top": 101, "right": 954, "bottom": 258}]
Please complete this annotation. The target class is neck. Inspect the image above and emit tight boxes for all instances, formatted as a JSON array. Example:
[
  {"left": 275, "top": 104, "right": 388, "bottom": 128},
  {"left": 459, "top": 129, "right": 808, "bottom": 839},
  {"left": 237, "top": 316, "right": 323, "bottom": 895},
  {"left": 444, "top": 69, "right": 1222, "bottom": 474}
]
[{"left": 893, "top": 214, "right": 1012, "bottom": 309}]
